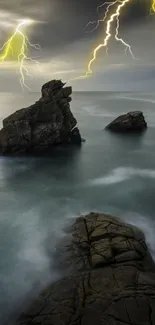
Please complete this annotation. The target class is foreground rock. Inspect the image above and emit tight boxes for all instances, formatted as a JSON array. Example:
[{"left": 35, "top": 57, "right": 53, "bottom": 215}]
[
  {"left": 0, "top": 80, "right": 82, "bottom": 155},
  {"left": 15, "top": 212, "right": 155, "bottom": 325},
  {"left": 106, "top": 111, "right": 147, "bottom": 132}
]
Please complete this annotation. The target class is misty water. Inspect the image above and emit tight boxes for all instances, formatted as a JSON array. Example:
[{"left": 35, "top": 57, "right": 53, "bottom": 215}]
[{"left": 1, "top": 91, "right": 155, "bottom": 323}]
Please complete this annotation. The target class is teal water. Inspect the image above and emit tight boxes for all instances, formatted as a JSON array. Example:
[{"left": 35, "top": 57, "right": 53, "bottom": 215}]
[{"left": 0, "top": 91, "right": 155, "bottom": 323}]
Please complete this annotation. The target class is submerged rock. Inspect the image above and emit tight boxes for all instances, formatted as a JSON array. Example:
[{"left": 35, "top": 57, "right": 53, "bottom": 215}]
[
  {"left": 15, "top": 212, "right": 155, "bottom": 325},
  {"left": 0, "top": 80, "right": 82, "bottom": 155},
  {"left": 106, "top": 111, "right": 147, "bottom": 132}
]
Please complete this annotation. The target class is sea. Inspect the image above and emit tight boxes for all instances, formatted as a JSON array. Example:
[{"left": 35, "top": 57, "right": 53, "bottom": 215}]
[{"left": 0, "top": 91, "right": 155, "bottom": 323}]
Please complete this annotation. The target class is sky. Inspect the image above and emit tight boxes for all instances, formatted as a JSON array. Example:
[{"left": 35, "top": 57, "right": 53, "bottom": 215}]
[{"left": 0, "top": 0, "right": 154, "bottom": 91}]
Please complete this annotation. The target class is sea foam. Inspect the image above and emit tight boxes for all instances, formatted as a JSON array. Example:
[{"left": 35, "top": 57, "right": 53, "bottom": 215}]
[{"left": 88, "top": 167, "right": 155, "bottom": 186}]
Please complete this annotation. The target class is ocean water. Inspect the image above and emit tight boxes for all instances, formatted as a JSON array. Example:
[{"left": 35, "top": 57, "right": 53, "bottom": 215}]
[{"left": 1, "top": 91, "right": 155, "bottom": 323}]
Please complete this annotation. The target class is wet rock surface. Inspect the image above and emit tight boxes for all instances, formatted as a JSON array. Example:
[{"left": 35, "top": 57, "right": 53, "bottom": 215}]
[
  {"left": 106, "top": 111, "right": 147, "bottom": 132},
  {"left": 0, "top": 80, "right": 82, "bottom": 155},
  {"left": 15, "top": 213, "right": 155, "bottom": 325}
]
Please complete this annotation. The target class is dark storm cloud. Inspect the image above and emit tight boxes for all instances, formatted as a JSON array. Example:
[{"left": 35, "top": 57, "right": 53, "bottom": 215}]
[
  {"left": 0, "top": 0, "right": 154, "bottom": 91},
  {"left": 0, "top": 0, "right": 51, "bottom": 19},
  {"left": 35, "top": 0, "right": 152, "bottom": 55},
  {"left": 0, "top": 0, "right": 152, "bottom": 55},
  {"left": 33, "top": 0, "right": 151, "bottom": 55}
]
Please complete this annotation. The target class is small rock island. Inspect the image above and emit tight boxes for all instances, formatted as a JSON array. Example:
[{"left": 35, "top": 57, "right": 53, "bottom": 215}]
[
  {"left": 106, "top": 111, "right": 147, "bottom": 132},
  {"left": 0, "top": 80, "right": 82, "bottom": 155}
]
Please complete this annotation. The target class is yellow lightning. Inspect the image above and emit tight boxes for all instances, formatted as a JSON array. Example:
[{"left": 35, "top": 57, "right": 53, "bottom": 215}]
[
  {"left": 83, "top": 2, "right": 122, "bottom": 58},
  {"left": 70, "top": 0, "right": 155, "bottom": 82},
  {"left": 85, "top": 0, "right": 135, "bottom": 61},
  {"left": 71, "top": 0, "right": 134, "bottom": 81},
  {"left": 0, "top": 19, "right": 41, "bottom": 90},
  {"left": 84, "top": 1, "right": 121, "bottom": 32},
  {"left": 151, "top": 0, "right": 155, "bottom": 12},
  {"left": 115, "top": 14, "right": 135, "bottom": 59}
]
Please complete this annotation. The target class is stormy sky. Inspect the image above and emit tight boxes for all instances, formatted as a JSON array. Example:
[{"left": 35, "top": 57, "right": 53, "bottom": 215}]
[{"left": 0, "top": 0, "right": 154, "bottom": 91}]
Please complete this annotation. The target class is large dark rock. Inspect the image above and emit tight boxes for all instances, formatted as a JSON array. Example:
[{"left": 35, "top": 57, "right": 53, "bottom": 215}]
[
  {"left": 0, "top": 80, "right": 82, "bottom": 155},
  {"left": 106, "top": 111, "right": 147, "bottom": 132},
  {"left": 15, "top": 213, "right": 155, "bottom": 325}
]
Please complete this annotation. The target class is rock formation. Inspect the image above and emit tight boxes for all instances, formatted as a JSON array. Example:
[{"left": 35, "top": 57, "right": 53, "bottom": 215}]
[
  {"left": 15, "top": 212, "right": 155, "bottom": 325},
  {"left": 106, "top": 111, "right": 147, "bottom": 132},
  {"left": 0, "top": 80, "right": 82, "bottom": 155}
]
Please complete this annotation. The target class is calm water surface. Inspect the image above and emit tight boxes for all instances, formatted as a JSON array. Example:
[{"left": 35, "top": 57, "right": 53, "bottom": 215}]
[{"left": 0, "top": 91, "right": 155, "bottom": 323}]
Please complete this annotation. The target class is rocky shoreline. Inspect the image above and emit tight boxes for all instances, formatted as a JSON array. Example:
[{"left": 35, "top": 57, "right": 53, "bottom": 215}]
[{"left": 15, "top": 212, "right": 155, "bottom": 325}]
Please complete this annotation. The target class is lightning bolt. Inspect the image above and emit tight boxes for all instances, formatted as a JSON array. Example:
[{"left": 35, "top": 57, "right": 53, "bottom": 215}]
[
  {"left": 84, "top": 1, "right": 121, "bottom": 33},
  {"left": 115, "top": 14, "right": 135, "bottom": 59},
  {"left": 71, "top": 0, "right": 134, "bottom": 81},
  {"left": 151, "top": 0, "right": 155, "bottom": 13},
  {"left": 83, "top": 2, "right": 121, "bottom": 58},
  {"left": 84, "top": 1, "right": 135, "bottom": 60},
  {"left": 70, "top": 0, "right": 155, "bottom": 82},
  {"left": 0, "top": 19, "right": 41, "bottom": 90}
]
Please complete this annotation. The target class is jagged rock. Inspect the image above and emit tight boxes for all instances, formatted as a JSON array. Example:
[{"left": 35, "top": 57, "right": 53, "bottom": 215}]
[
  {"left": 15, "top": 213, "right": 155, "bottom": 325},
  {"left": 0, "top": 80, "right": 82, "bottom": 155},
  {"left": 106, "top": 111, "right": 147, "bottom": 132}
]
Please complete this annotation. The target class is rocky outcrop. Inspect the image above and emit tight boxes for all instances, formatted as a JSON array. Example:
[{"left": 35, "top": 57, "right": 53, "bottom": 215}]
[
  {"left": 106, "top": 111, "right": 147, "bottom": 132},
  {"left": 0, "top": 80, "right": 82, "bottom": 155},
  {"left": 15, "top": 213, "right": 155, "bottom": 325}
]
